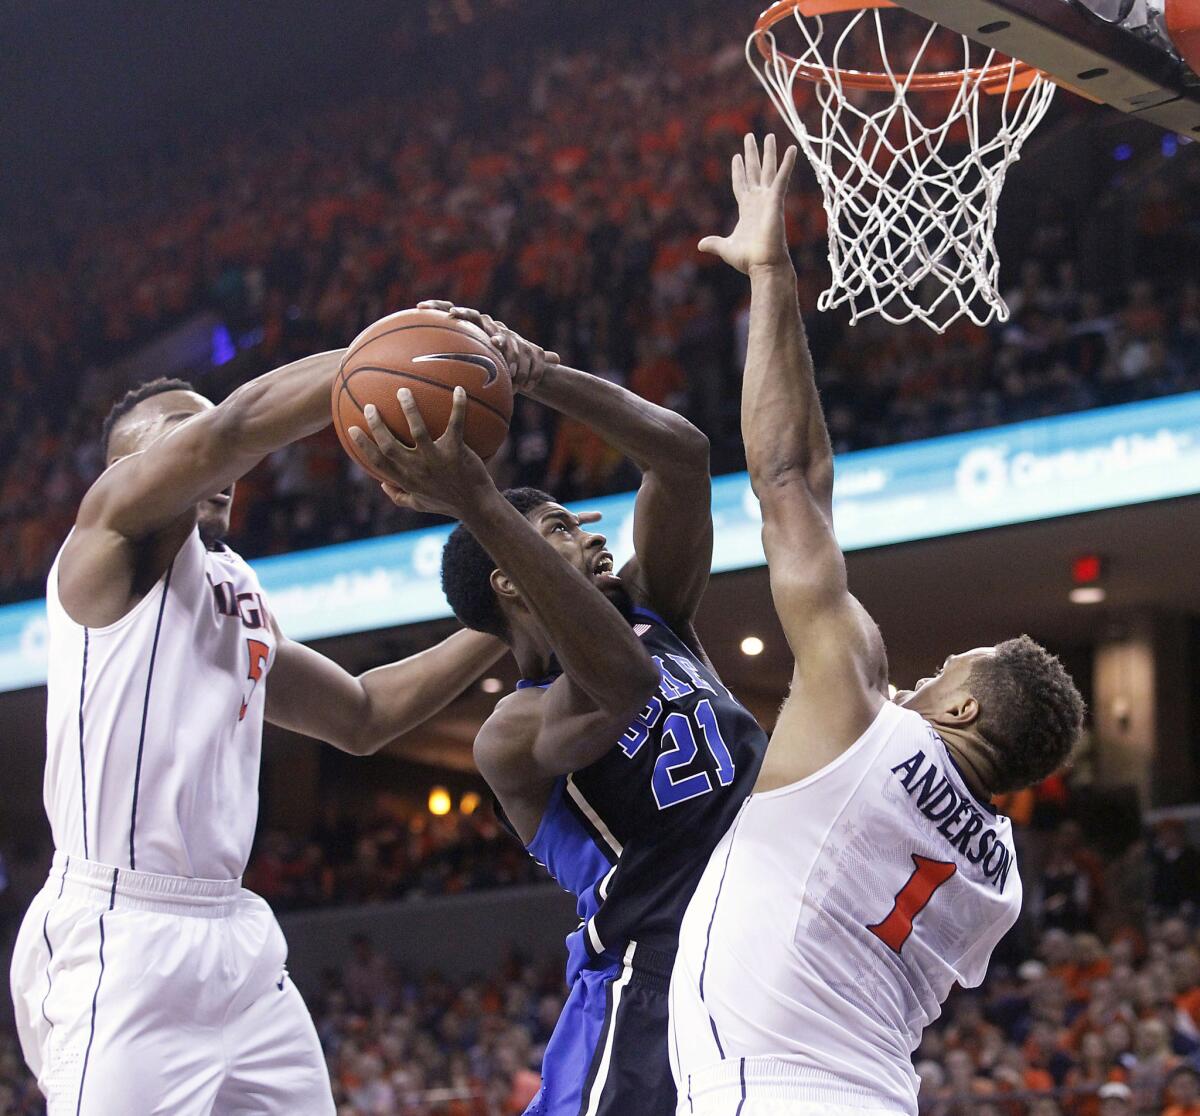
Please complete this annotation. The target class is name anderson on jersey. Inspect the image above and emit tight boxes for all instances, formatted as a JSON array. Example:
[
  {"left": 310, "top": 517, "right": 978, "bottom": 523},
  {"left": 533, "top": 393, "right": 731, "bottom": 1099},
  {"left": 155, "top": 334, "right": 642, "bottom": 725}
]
[{"left": 890, "top": 749, "right": 1013, "bottom": 891}]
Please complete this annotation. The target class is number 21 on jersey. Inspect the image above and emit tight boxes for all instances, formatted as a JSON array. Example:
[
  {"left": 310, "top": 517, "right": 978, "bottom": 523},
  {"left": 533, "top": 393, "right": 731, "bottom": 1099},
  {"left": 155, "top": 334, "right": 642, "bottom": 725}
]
[
  {"left": 619, "top": 696, "right": 737, "bottom": 810},
  {"left": 867, "top": 854, "right": 956, "bottom": 954}
]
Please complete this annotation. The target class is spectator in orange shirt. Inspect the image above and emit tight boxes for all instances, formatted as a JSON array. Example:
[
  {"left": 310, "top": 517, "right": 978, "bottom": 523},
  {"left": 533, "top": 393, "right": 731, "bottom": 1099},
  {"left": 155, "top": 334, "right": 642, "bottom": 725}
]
[
  {"left": 1163, "top": 1066, "right": 1200, "bottom": 1116},
  {"left": 1065, "top": 935, "right": 1115, "bottom": 1001}
]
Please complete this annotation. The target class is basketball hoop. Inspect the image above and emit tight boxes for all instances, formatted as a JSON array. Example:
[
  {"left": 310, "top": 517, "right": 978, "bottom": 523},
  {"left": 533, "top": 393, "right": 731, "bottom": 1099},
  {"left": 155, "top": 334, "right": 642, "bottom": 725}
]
[{"left": 748, "top": 0, "right": 1057, "bottom": 331}]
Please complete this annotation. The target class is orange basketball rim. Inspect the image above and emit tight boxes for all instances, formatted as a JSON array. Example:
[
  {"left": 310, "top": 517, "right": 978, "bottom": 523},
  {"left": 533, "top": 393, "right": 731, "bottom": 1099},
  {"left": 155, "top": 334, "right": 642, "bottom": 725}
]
[{"left": 752, "top": 0, "right": 1042, "bottom": 94}]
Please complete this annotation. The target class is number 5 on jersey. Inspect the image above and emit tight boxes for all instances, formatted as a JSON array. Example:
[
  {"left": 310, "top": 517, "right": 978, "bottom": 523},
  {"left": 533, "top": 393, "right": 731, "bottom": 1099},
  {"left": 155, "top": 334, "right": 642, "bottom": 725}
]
[
  {"left": 867, "top": 855, "right": 956, "bottom": 954},
  {"left": 239, "top": 639, "right": 270, "bottom": 722}
]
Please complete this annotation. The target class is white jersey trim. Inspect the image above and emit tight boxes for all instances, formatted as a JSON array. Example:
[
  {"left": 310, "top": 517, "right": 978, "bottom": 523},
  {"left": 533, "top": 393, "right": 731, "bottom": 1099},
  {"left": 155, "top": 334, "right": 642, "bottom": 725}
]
[
  {"left": 566, "top": 774, "right": 624, "bottom": 856},
  {"left": 582, "top": 941, "right": 638, "bottom": 1116}
]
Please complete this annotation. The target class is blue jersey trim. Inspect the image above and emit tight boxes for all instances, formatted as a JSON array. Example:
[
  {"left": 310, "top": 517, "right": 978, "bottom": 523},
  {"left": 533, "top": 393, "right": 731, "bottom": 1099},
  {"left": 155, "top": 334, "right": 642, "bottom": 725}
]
[
  {"left": 515, "top": 676, "right": 557, "bottom": 690},
  {"left": 632, "top": 605, "right": 671, "bottom": 629}
]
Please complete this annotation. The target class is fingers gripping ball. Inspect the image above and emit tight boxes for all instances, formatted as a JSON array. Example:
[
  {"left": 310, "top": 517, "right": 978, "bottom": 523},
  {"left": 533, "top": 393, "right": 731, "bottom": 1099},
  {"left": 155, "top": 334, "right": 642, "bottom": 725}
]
[{"left": 333, "top": 308, "right": 513, "bottom": 482}]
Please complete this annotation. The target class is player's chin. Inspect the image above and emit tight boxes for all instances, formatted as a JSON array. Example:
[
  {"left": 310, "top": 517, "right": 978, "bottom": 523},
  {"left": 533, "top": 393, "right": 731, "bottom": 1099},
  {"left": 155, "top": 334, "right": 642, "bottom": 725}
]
[
  {"left": 198, "top": 503, "right": 232, "bottom": 544},
  {"left": 595, "top": 575, "right": 631, "bottom": 610}
]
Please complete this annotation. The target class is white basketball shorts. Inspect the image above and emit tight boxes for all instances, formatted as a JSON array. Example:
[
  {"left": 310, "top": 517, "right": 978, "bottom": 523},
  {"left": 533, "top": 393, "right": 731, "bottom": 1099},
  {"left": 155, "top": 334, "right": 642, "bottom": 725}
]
[
  {"left": 10, "top": 852, "right": 334, "bottom": 1115},
  {"left": 678, "top": 1058, "right": 913, "bottom": 1116}
]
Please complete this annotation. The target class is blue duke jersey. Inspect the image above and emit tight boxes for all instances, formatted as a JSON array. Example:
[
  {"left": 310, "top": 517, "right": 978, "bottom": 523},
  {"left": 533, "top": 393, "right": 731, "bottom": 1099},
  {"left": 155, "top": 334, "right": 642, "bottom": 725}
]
[{"left": 522, "top": 606, "right": 768, "bottom": 975}]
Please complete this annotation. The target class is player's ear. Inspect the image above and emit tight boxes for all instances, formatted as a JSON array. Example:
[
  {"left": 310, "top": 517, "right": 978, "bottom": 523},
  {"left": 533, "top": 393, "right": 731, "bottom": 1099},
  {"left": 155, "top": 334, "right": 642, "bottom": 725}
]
[
  {"left": 943, "top": 694, "right": 981, "bottom": 727},
  {"left": 490, "top": 567, "right": 518, "bottom": 603}
]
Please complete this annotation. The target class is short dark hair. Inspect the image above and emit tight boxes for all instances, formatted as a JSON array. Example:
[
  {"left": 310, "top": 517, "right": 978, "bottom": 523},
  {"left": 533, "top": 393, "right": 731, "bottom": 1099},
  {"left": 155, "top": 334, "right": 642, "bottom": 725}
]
[
  {"left": 441, "top": 487, "right": 556, "bottom": 639},
  {"left": 969, "top": 636, "right": 1085, "bottom": 793},
  {"left": 101, "top": 377, "right": 196, "bottom": 460}
]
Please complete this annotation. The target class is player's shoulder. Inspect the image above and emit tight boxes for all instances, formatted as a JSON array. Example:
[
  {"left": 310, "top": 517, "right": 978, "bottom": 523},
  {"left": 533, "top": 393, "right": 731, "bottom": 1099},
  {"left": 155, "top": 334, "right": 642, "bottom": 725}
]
[
  {"left": 204, "top": 539, "right": 249, "bottom": 571},
  {"left": 475, "top": 688, "right": 550, "bottom": 792},
  {"left": 477, "top": 688, "right": 545, "bottom": 748}
]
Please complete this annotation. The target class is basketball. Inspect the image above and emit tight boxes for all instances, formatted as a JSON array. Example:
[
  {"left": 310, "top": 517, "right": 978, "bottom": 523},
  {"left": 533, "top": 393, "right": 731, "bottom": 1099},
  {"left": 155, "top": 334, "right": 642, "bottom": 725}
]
[{"left": 332, "top": 307, "right": 513, "bottom": 482}]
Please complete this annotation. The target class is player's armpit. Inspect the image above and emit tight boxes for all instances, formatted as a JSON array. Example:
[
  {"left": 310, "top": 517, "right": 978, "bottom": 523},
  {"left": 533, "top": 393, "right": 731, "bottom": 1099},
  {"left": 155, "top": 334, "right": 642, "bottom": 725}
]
[
  {"left": 756, "top": 598, "right": 887, "bottom": 790},
  {"left": 473, "top": 692, "right": 560, "bottom": 845}
]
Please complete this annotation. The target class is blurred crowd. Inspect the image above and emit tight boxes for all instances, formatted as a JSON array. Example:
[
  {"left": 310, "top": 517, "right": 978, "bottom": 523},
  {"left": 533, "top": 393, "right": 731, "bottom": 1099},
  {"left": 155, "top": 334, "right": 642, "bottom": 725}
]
[
  {"left": 244, "top": 803, "right": 546, "bottom": 912},
  {"left": 316, "top": 944, "right": 559, "bottom": 1116},
  {"left": 1, "top": 812, "right": 1198, "bottom": 1114},
  {"left": 2, "top": 0, "right": 1199, "bottom": 602}
]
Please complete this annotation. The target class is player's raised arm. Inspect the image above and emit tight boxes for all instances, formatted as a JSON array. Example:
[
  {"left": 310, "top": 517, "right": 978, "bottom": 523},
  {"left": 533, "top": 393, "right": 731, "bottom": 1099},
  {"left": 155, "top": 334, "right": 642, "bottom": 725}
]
[
  {"left": 350, "top": 388, "right": 659, "bottom": 771},
  {"left": 419, "top": 301, "right": 712, "bottom": 632},
  {"left": 61, "top": 349, "right": 346, "bottom": 626},
  {"left": 82, "top": 350, "right": 345, "bottom": 541},
  {"left": 265, "top": 625, "right": 506, "bottom": 756},
  {"left": 703, "top": 135, "right": 886, "bottom": 773}
]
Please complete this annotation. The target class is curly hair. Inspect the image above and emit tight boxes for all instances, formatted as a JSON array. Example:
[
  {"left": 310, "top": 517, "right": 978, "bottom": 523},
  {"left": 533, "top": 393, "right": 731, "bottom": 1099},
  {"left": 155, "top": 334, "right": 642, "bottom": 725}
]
[
  {"left": 440, "top": 487, "right": 556, "bottom": 639},
  {"left": 101, "top": 377, "right": 197, "bottom": 460},
  {"left": 969, "top": 635, "right": 1085, "bottom": 793}
]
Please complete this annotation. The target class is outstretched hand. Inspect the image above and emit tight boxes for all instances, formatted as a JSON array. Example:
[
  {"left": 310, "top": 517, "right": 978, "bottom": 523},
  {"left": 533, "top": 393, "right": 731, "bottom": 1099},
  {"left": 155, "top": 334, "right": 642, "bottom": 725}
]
[
  {"left": 699, "top": 133, "right": 797, "bottom": 275},
  {"left": 348, "top": 386, "right": 495, "bottom": 519},
  {"left": 417, "top": 300, "right": 559, "bottom": 393}
]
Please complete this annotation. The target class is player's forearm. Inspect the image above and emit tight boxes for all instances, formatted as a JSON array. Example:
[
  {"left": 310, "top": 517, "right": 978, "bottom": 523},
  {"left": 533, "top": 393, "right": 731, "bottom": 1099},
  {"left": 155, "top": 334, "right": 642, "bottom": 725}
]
[
  {"left": 461, "top": 489, "right": 658, "bottom": 708},
  {"left": 219, "top": 348, "right": 347, "bottom": 458},
  {"left": 744, "top": 263, "right": 833, "bottom": 503},
  {"left": 525, "top": 364, "right": 709, "bottom": 480},
  {"left": 353, "top": 629, "right": 508, "bottom": 754}
]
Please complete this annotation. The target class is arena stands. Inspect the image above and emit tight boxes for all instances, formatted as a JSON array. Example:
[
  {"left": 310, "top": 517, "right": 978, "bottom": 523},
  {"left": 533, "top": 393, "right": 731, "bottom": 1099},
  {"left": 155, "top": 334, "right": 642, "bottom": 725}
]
[
  {"left": 3, "top": 1, "right": 1200, "bottom": 1110},
  {"left": 7, "top": 781, "right": 1196, "bottom": 1114},
  {"left": 1, "top": 0, "right": 1198, "bottom": 603},
  {"left": 243, "top": 807, "right": 547, "bottom": 912}
]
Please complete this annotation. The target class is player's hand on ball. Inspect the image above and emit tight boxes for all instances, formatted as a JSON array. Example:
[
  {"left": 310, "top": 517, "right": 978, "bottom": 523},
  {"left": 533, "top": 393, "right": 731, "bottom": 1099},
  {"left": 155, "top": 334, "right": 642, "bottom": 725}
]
[
  {"left": 417, "top": 300, "right": 559, "bottom": 393},
  {"left": 698, "top": 133, "right": 798, "bottom": 276},
  {"left": 347, "top": 386, "right": 494, "bottom": 518},
  {"left": 491, "top": 328, "right": 558, "bottom": 393},
  {"left": 417, "top": 300, "right": 504, "bottom": 337}
]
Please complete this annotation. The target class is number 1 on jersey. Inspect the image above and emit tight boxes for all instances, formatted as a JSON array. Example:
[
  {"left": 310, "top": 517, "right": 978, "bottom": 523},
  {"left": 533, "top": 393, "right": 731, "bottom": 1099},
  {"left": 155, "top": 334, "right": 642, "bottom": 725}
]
[{"left": 867, "top": 855, "right": 956, "bottom": 954}]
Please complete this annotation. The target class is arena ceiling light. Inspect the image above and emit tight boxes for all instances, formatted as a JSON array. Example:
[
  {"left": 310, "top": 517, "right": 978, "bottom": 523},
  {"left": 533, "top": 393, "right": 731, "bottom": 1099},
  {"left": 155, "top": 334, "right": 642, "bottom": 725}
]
[
  {"left": 1069, "top": 587, "right": 1107, "bottom": 605},
  {"left": 741, "top": 636, "right": 765, "bottom": 656},
  {"left": 480, "top": 677, "right": 503, "bottom": 694}
]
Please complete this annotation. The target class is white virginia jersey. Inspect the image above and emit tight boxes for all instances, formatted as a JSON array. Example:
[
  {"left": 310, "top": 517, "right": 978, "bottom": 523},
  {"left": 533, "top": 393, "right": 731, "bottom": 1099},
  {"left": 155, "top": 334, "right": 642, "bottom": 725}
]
[
  {"left": 670, "top": 701, "right": 1021, "bottom": 1113},
  {"left": 43, "top": 529, "right": 276, "bottom": 879}
]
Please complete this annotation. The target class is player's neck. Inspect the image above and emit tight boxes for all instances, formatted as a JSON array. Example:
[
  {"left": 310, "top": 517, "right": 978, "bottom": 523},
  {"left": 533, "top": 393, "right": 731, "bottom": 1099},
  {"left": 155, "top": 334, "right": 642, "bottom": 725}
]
[
  {"left": 509, "top": 624, "right": 558, "bottom": 682},
  {"left": 937, "top": 728, "right": 995, "bottom": 800}
]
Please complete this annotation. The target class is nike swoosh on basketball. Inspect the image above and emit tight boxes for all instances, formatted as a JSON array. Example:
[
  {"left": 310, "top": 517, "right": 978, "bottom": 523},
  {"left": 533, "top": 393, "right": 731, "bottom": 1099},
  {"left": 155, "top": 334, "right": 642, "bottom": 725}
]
[{"left": 412, "top": 352, "right": 501, "bottom": 386}]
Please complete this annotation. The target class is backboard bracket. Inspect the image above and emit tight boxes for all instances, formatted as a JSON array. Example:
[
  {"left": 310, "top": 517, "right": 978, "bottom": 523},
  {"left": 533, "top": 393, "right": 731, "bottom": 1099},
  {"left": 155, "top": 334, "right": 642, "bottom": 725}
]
[{"left": 894, "top": 0, "right": 1200, "bottom": 133}]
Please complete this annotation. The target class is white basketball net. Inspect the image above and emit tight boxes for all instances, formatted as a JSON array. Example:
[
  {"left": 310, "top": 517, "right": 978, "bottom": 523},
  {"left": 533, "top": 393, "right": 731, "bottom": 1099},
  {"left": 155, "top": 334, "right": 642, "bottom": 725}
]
[{"left": 747, "top": 5, "right": 1057, "bottom": 332}]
